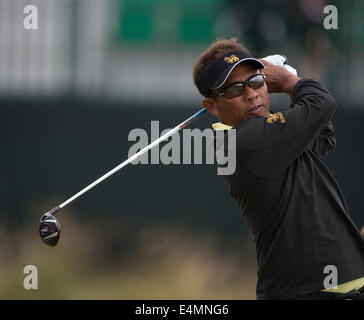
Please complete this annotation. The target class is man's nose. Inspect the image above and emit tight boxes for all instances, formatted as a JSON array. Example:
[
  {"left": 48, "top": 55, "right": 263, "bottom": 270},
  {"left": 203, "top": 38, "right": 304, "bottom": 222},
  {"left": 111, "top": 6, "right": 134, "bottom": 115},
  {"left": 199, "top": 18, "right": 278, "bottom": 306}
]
[{"left": 244, "top": 85, "right": 258, "bottom": 102}]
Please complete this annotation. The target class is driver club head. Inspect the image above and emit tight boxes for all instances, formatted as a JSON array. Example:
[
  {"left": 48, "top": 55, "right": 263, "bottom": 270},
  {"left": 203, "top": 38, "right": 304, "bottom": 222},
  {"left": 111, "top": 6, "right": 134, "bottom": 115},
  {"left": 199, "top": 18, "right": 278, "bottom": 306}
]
[{"left": 39, "top": 214, "right": 61, "bottom": 247}]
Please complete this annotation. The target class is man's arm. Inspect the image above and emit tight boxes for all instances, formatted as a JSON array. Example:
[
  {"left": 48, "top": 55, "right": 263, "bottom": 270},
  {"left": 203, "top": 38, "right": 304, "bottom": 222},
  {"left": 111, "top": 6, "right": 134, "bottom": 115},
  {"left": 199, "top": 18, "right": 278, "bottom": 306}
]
[
  {"left": 307, "top": 120, "right": 336, "bottom": 159},
  {"left": 263, "top": 58, "right": 336, "bottom": 160},
  {"left": 235, "top": 64, "right": 337, "bottom": 178}
]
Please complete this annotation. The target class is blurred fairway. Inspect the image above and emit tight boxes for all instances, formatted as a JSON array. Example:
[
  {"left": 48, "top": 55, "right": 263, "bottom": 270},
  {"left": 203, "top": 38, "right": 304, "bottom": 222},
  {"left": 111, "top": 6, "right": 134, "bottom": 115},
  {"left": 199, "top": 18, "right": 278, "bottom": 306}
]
[{"left": 0, "top": 205, "right": 257, "bottom": 300}]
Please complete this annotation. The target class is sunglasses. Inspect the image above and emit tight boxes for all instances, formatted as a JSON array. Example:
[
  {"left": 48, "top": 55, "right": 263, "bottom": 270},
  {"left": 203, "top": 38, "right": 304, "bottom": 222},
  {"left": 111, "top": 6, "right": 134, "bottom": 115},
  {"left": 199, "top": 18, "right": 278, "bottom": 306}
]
[{"left": 211, "top": 73, "right": 266, "bottom": 99}]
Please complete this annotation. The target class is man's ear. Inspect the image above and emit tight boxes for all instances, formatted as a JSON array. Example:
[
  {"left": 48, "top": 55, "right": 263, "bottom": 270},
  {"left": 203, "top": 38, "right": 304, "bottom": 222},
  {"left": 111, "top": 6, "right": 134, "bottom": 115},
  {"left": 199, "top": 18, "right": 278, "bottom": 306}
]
[{"left": 202, "top": 97, "right": 218, "bottom": 117}]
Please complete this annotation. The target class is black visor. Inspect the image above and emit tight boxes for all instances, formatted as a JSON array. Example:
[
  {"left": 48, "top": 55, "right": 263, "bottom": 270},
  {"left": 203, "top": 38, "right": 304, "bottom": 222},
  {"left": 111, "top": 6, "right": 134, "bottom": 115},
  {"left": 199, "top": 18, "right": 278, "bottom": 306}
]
[{"left": 198, "top": 50, "right": 264, "bottom": 97}]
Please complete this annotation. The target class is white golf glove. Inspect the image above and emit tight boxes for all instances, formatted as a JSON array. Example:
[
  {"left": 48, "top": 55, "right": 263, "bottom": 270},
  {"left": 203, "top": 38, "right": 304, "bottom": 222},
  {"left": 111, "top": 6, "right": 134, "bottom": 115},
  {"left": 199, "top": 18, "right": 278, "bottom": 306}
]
[{"left": 261, "top": 54, "right": 298, "bottom": 76}]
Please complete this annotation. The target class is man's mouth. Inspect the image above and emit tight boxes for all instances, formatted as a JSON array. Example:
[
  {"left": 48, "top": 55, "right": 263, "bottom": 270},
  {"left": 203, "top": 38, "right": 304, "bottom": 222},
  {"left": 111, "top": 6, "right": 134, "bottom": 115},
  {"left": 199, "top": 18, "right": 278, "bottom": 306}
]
[{"left": 247, "top": 104, "right": 263, "bottom": 114}]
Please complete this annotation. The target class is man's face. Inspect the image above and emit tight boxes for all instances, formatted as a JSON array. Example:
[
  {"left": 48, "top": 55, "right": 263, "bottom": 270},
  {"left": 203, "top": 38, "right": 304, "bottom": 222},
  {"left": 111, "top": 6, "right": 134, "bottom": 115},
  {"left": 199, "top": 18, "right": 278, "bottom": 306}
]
[{"left": 203, "top": 63, "right": 270, "bottom": 127}]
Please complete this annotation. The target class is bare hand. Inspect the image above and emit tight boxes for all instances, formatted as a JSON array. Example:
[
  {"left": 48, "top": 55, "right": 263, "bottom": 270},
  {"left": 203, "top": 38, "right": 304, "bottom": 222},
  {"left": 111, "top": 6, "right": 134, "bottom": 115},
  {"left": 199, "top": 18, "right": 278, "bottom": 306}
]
[{"left": 259, "top": 59, "right": 301, "bottom": 100}]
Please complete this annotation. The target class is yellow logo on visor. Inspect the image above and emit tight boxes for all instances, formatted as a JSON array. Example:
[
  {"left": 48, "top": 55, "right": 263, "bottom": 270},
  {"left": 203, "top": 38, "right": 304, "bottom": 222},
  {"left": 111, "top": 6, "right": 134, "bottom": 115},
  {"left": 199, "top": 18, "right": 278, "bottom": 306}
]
[{"left": 224, "top": 55, "right": 239, "bottom": 64}]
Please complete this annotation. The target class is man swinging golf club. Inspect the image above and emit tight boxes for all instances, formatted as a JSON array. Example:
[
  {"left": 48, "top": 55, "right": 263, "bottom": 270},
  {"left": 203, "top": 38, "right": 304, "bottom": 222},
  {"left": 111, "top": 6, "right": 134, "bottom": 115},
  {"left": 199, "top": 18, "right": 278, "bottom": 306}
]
[
  {"left": 192, "top": 38, "right": 364, "bottom": 300},
  {"left": 38, "top": 35, "right": 364, "bottom": 300}
]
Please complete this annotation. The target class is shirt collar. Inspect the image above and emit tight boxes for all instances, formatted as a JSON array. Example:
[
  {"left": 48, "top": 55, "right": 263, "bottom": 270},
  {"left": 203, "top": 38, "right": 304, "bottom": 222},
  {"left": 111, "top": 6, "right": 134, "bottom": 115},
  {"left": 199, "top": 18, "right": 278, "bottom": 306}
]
[{"left": 211, "top": 122, "right": 233, "bottom": 131}]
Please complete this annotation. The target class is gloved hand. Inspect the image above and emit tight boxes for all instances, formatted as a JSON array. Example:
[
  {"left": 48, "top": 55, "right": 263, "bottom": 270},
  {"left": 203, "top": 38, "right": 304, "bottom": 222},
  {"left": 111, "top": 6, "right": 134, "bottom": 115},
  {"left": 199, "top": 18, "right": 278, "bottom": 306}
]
[{"left": 261, "top": 54, "right": 298, "bottom": 76}]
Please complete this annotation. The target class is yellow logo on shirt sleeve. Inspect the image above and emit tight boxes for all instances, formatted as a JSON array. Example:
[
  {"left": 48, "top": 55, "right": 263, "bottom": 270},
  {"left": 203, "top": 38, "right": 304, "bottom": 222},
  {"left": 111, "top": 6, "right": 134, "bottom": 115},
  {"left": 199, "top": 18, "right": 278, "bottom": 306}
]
[{"left": 266, "top": 112, "right": 286, "bottom": 124}]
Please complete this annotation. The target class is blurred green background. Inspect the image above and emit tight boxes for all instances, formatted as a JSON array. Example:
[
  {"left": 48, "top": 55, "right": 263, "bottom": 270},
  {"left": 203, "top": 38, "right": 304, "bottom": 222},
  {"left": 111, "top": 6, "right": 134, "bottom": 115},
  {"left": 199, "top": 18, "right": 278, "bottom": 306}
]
[{"left": 1, "top": 0, "right": 363, "bottom": 299}]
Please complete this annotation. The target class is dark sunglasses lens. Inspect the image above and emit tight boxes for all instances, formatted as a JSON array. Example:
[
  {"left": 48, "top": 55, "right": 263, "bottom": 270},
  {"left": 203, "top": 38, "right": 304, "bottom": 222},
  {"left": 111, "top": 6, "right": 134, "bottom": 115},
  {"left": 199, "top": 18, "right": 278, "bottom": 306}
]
[
  {"left": 224, "top": 84, "right": 244, "bottom": 99},
  {"left": 249, "top": 75, "right": 265, "bottom": 89}
]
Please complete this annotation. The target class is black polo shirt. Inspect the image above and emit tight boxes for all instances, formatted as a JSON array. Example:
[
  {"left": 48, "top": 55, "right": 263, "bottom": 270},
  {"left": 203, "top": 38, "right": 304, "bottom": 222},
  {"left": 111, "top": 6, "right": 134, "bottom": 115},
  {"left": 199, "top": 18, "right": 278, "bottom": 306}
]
[{"left": 218, "top": 78, "right": 364, "bottom": 299}]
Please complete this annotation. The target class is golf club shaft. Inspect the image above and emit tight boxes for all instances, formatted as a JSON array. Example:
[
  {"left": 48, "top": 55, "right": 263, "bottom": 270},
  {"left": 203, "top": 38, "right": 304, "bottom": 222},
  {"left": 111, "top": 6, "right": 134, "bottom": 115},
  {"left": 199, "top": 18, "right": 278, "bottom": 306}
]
[{"left": 50, "top": 108, "right": 207, "bottom": 213}]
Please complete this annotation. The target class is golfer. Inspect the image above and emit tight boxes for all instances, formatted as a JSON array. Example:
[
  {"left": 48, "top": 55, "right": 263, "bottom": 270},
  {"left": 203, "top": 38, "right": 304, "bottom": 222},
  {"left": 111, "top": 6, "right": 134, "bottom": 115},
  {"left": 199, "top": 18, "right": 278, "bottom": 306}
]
[{"left": 193, "top": 38, "right": 364, "bottom": 300}]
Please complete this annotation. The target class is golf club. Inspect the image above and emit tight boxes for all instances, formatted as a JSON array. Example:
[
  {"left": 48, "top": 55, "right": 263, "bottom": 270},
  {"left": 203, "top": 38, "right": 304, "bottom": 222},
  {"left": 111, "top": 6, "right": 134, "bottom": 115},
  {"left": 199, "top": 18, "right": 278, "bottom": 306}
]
[{"left": 39, "top": 108, "right": 207, "bottom": 246}]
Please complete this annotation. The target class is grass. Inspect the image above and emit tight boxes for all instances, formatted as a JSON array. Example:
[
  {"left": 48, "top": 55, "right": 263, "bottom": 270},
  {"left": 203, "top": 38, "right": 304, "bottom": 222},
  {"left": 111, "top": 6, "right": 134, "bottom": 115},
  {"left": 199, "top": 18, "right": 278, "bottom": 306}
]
[{"left": 0, "top": 207, "right": 257, "bottom": 299}]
